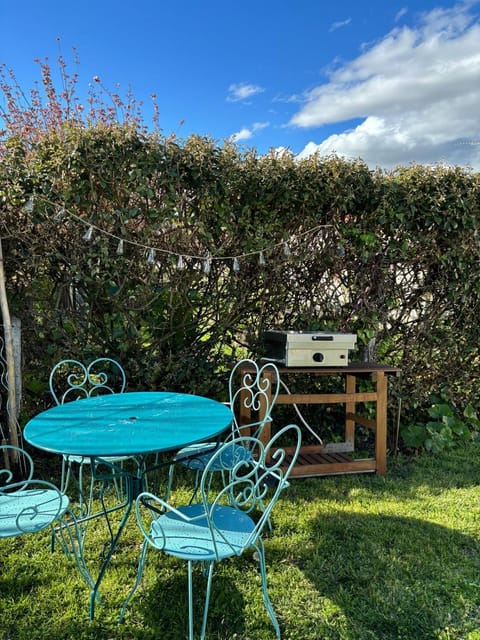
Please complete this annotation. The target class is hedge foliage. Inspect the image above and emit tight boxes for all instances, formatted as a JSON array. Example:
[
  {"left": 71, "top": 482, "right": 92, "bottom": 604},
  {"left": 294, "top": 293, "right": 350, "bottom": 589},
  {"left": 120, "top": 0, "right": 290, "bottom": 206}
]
[
  {"left": 1, "top": 54, "right": 480, "bottom": 447},
  {"left": 1, "top": 123, "right": 480, "bottom": 445}
]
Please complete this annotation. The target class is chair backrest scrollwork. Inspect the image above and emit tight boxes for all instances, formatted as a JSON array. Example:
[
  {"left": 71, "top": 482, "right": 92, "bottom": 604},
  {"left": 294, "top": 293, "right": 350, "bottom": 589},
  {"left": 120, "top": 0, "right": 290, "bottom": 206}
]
[
  {"left": 228, "top": 358, "right": 280, "bottom": 441},
  {"left": 205, "top": 424, "right": 301, "bottom": 552},
  {"left": 49, "top": 358, "right": 126, "bottom": 405},
  {"left": 0, "top": 444, "right": 34, "bottom": 490}
]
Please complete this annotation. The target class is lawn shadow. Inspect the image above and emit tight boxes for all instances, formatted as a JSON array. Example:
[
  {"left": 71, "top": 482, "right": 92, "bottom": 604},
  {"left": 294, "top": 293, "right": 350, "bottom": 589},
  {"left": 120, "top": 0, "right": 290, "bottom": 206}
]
[
  {"left": 293, "top": 509, "right": 480, "bottom": 640},
  {"left": 131, "top": 560, "right": 249, "bottom": 639}
]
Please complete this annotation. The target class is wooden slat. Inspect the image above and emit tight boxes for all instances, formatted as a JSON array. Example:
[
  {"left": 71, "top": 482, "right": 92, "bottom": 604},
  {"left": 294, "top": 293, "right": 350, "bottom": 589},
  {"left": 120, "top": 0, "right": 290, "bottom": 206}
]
[
  {"left": 288, "top": 458, "right": 376, "bottom": 477},
  {"left": 276, "top": 445, "right": 377, "bottom": 477},
  {"left": 240, "top": 363, "right": 401, "bottom": 377},
  {"left": 276, "top": 392, "right": 378, "bottom": 404}
]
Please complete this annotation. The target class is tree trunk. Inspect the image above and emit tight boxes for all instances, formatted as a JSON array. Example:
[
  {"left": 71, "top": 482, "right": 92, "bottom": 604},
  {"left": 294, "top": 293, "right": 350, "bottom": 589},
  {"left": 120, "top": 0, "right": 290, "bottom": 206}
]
[{"left": 0, "top": 238, "right": 19, "bottom": 458}]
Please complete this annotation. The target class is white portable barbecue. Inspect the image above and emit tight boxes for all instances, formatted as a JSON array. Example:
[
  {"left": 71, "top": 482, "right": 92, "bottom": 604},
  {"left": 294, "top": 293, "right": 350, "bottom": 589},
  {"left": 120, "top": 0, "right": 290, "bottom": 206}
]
[{"left": 263, "top": 330, "right": 357, "bottom": 367}]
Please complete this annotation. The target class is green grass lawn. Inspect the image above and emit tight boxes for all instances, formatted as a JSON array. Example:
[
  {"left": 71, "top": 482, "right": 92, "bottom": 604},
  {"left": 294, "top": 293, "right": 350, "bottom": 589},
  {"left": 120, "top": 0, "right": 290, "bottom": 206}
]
[{"left": 1, "top": 443, "right": 479, "bottom": 640}]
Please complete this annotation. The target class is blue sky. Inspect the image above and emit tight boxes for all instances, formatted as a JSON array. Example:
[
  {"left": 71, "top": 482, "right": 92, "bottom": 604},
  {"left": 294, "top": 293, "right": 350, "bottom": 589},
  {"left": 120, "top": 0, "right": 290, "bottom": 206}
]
[{"left": 1, "top": 0, "right": 480, "bottom": 170}]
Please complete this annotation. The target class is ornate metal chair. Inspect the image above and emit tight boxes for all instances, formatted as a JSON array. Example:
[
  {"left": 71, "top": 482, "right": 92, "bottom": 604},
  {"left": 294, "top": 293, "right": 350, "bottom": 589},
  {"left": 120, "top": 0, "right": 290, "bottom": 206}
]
[
  {"left": 119, "top": 423, "right": 302, "bottom": 639},
  {"left": 166, "top": 358, "right": 280, "bottom": 500},
  {"left": 0, "top": 443, "right": 96, "bottom": 595},
  {"left": 0, "top": 444, "right": 70, "bottom": 538},
  {"left": 49, "top": 358, "right": 131, "bottom": 512}
]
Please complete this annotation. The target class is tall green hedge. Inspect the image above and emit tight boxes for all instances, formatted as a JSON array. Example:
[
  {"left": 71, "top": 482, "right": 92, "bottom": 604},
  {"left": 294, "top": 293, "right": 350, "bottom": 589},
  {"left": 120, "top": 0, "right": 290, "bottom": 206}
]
[{"left": 1, "top": 124, "right": 480, "bottom": 447}]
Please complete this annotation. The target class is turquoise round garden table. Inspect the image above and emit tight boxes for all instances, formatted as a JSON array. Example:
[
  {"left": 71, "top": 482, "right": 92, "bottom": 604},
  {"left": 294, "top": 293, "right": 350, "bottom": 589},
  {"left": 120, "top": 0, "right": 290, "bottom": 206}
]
[
  {"left": 24, "top": 391, "right": 233, "bottom": 458},
  {"left": 24, "top": 391, "right": 233, "bottom": 619}
]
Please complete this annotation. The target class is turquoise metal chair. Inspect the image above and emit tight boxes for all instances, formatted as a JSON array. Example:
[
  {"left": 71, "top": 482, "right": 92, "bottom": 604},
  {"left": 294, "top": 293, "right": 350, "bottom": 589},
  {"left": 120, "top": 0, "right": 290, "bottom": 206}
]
[
  {"left": 49, "top": 358, "right": 131, "bottom": 513},
  {"left": 166, "top": 358, "right": 280, "bottom": 500},
  {"left": 0, "top": 444, "right": 70, "bottom": 538},
  {"left": 0, "top": 443, "right": 96, "bottom": 595},
  {"left": 120, "top": 423, "right": 302, "bottom": 639}
]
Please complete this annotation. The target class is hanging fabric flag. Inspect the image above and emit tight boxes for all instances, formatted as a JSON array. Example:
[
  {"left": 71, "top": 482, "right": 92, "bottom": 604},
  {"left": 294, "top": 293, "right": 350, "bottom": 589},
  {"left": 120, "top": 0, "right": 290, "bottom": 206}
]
[
  {"left": 233, "top": 257, "right": 240, "bottom": 272},
  {"left": 283, "top": 241, "right": 291, "bottom": 256},
  {"left": 83, "top": 226, "right": 93, "bottom": 241},
  {"left": 203, "top": 254, "right": 211, "bottom": 274},
  {"left": 147, "top": 248, "right": 156, "bottom": 264},
  {"left": 259, "top": 251, "right": 266, "bottom": 266},
  {"left": 24, "top": 197, "right": 34, "bottom": 213},
  {"left": 176, "top": 255, "right": 185, "bottom": 270},
  {"left": 116, "top": 239, "right": 124, "bottom": 255}
]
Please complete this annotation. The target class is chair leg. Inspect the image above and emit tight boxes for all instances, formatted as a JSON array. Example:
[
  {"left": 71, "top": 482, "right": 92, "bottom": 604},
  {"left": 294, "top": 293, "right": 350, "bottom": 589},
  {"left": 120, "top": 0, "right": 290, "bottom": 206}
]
[
  {"left": 65, "top": 459, "right": 90, "bottom": 517},
  {"left": 168, "top": 461, "right": 203, "bottom": 505},
  {"left": 186, "top": 560, "right": 214, "bottom": 640},
  {"left": 52, "top": 456, "right": 74, "bottom": 553},
  {"left": 86, "top": 465, "right": 96, "bottom": 516},
  {"left": 254, "top": 539, "right": 281, "bottom": 639},
  {"left": 188, "top": 560, "right": 194, "bottom": 640},
  {"left": 61, "top": 456, "right": 70, "bottom": 493},
  {"left": 110, "top": 461, "right": 125, "bottom": 500},
  {"left": 200, "top": 561, "right": 215, "bottom": 640},
  {"left": 165, "top": 461, "right": 176, "bottom": 502},
  {"left": 188, "top": 469, "right": 203, "bottom": 505},
  {"left": 78, "top": 462, "right": 86, "bottom": 516}
]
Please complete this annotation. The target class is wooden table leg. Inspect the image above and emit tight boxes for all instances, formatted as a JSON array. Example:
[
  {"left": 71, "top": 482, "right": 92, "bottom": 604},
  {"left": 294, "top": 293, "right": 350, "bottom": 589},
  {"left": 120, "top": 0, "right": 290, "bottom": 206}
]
[
  {"left": 345, "top": 373, "right": 356, "bottom": 449},
  {"left": 375, "top": 371, "right": 387, "bottom": 475}
]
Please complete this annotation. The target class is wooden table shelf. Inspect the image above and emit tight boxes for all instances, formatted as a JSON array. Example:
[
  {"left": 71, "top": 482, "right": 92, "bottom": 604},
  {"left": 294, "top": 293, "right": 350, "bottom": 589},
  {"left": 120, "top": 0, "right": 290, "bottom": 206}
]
[{"left": 239, "top": 362, "right": 400, "bottom": 477}]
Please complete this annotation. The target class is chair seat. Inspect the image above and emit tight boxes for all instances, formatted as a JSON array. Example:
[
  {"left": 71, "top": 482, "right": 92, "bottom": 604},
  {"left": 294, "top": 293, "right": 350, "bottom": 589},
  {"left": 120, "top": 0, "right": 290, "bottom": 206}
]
[
  {"left": 0, "top": 489, "right": 70, "bottom": 537},
  {"left": 151, "top": 503, "right": 256, "bottom": 561},
  {"left": 174, "top": 442, "right": 252, "bottom": 472}
]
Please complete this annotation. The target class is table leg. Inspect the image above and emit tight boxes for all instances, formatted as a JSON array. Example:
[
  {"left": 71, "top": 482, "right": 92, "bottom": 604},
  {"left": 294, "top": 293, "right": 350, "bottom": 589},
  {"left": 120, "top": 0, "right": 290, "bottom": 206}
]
[
  {"left": 345, "top": 374, "right": 356, "bottom": 448},
  {"left": 88, "top": 466, "right": 147, "bottom": 618},
  {"left": 118, "top": 538, "right": 149, "bottom": 622},
  {"left": 52, "top": 464, "right": 132, "bottom": 613},
  {"left": 89, "top": 494, "right": 133, "bottom": 618},
  {"left": 375, "top": 372, "right": 387, "bottom": 476},
  {"left": 53, "top": 459, "right": 145, "bottom": 619}
]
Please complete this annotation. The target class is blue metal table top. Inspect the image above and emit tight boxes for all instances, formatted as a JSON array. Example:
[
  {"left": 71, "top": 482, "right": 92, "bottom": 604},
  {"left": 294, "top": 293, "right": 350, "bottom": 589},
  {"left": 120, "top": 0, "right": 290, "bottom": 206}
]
[{"left": 24, "top": 391, "right": 233, "bottom": 458}]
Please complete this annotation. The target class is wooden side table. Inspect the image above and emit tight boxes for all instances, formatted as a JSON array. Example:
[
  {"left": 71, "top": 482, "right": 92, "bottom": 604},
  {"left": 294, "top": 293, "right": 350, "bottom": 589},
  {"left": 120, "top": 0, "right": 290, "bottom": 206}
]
[{"left": 238, "top": 362, "right": 401, "bottom": 477}]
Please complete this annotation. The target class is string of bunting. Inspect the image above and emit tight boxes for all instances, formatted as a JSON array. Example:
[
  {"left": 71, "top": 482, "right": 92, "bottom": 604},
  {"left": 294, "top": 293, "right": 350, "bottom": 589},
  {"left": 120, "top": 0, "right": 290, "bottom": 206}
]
[{"left": 24, "top": 196, "right": 333, "bottom": 273}]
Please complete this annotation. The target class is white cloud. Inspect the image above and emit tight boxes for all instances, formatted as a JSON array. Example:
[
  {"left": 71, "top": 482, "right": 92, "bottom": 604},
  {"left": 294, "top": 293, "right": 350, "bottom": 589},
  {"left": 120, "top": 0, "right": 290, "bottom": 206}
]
[
  {"left": 227, "top": 82, "right": 265, "bottom": 102},
  {"left": 329, "top": 18, "right": 351, "bottom": 32},
  {"left": 230, "top": 127, "right": 253, "bottom": 142},
  {"left": 230, "top": 121, "right": 269, "bottom": 142},
  {"left": 290, "top": 3, "right": 480, "bottom": 169},
  {"left": 395, "top": 7, "right": 408, "bottom": 22},
  {"left": 296, "top": 115, "right": 480, "bottom": 169}
]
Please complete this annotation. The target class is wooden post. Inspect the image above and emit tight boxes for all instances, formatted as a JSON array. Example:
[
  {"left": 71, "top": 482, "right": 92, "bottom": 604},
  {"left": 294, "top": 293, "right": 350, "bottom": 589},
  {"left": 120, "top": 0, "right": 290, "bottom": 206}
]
[
  {"left": 345, "top": 373, "right": 356, "bottom": 450},
  {"left": 375, "top": 371, "right": 388, "bottom": 475},
  {"left": 0, "top": 237, "right": 19, "bottom": 454}
]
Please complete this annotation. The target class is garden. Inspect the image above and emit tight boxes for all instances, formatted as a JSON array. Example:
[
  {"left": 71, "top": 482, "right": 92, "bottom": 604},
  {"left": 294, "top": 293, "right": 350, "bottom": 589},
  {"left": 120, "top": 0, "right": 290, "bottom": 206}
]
[{"left": 0, "top": 57, "right": 480, "bottom": 639}]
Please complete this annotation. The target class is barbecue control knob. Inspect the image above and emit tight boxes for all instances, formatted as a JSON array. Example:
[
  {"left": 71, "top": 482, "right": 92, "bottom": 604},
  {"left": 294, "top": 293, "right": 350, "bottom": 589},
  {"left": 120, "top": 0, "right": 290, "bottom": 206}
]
[{"left": 313, "top": 352, "right": 324, "bottom": 363}]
